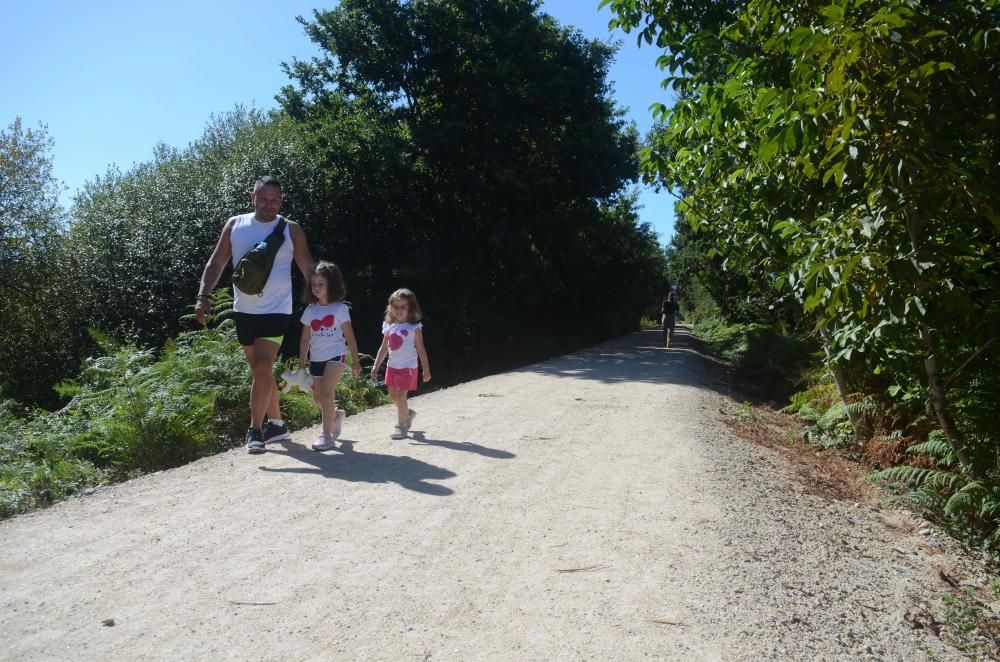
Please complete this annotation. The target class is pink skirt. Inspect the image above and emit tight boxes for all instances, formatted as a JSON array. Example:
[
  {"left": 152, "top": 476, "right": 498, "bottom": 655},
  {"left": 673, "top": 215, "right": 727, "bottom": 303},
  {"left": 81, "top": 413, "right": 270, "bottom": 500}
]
[{"left": 385, "top": 366, "right": 418, "bottom": 391}]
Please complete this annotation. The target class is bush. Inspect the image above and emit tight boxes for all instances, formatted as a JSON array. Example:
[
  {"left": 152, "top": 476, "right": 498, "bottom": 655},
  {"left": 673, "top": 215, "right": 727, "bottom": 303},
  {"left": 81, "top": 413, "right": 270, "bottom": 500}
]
[
  {"left": 0, "top": 400, "right": 108, "bottom": 518},
  {"left": 785, "top": 377, "right": 858, "bottom": 449},
  {"left": 639, "top": 316, "right": 659, "bottom": 330},
  {"left": 59, "top": 324, "right": 251, "bottom": 473},
  {"left": 0, "top": 321, "right": 388, "bottom": 519},
  {"left": 694, "top": 317, "right": 818, "bottom": 402}
]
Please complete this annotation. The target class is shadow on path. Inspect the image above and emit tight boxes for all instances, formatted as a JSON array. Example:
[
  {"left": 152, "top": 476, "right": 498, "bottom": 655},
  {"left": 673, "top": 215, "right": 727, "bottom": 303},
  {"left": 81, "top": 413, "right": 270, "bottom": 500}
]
[
  {"left": 408, "top": 431, "right": 515, "bottom": 459},
  {"left": 519, "top": 327, "right": 733, "bottom": 393},
  {"left": 259, "top": 441, "right": 456, "bottom": 496}
]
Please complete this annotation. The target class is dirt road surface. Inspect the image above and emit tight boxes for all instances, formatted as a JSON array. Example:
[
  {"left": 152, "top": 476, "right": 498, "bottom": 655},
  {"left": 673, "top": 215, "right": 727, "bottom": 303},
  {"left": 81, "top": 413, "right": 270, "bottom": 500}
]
[{"left": 0, "top": 329, "right": 969, "bottom": 660}]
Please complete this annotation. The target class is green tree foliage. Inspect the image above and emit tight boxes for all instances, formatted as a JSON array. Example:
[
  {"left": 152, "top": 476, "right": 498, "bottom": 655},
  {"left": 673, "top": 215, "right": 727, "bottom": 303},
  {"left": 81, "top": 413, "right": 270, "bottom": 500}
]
[
  {"left": 67, "top": 108, "right": 321, "bottom": 350},
  {"left": 48, "top": 1, "right": 665, "bottom": 397},
  {"left": 280, "top": 0, "right": 666, "bottom": 374},
  {"left": 665, "top": 211, "right": 792, "bottom": 326},
  {"left": 0, "top": 119, "right": 93, "bottom": 406},
  {"left": 604, "top": 0, "right": 1000, "bottom": 534}
]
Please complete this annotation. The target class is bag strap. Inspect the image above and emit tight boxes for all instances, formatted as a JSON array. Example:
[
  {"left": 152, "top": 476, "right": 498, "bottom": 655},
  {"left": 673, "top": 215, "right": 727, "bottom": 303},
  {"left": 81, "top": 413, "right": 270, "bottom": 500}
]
[{"left": 270, "top": 217, "right": 287, "bottom": 239}]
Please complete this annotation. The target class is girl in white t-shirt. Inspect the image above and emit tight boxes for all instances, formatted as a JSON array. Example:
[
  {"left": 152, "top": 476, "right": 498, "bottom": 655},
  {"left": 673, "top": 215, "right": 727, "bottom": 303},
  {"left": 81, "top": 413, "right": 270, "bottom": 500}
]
[
  {"left": 370, "top": 288, "right": 431, "bottom": 439},
  {"left": 298, "top": 261, "right": 361, "bottom": 451}
]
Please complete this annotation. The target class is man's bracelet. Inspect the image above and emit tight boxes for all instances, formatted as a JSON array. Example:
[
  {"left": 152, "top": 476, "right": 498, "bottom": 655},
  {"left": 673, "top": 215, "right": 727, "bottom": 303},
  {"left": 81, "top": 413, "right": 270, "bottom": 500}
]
[{"left": 196, "top": 294, "right": 211, "bottom": 300}]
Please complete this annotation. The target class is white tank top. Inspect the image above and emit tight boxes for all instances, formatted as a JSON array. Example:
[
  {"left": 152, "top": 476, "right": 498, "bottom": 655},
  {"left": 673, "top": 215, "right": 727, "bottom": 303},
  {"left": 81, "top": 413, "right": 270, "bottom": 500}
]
[{"left": 229, "top": 213, "right": 294, "bottom": 314}]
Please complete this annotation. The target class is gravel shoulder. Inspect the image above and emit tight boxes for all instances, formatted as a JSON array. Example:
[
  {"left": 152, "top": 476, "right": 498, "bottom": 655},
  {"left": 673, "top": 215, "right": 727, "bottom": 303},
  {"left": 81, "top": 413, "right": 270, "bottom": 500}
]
[{"left": 0, "top": 328, "right": 977, "bottom": 660}]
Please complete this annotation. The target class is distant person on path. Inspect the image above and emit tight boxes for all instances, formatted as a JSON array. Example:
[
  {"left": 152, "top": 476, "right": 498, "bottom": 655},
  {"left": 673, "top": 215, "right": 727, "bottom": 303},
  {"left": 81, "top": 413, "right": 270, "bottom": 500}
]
[
  {"left": 195, "top": 176, "right": 316, "bottom": 454},
  {"left": 370, "top": 289, "right": 432, "bottom": 440},
  {"left": 661, "top": 293, "right": 679, "bottom": 348},
  {"left": 299, "top": 261, "right": 361, "bottom": 452}
]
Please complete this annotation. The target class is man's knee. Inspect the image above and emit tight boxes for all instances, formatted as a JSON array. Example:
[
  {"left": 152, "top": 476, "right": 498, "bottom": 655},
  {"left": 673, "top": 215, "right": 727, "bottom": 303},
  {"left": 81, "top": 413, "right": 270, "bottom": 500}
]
[{"left": 251, "top": 357, "right": 275, "bottom": 379}]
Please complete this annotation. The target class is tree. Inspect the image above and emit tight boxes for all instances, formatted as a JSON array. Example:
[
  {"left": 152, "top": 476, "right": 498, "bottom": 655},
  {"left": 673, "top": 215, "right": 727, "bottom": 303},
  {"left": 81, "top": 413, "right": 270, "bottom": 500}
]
[
  {"left": 67, "top": 108, "right": 323, "bottom": 350},
  {"left": 604, "top": 0, "right": 1000, "bottom": 467},
  {"left": 280, "top": 0, "right": 662, "bottom": 371},
  {"left": 0, "top": 119, "right": 92, "bottom": 406}
]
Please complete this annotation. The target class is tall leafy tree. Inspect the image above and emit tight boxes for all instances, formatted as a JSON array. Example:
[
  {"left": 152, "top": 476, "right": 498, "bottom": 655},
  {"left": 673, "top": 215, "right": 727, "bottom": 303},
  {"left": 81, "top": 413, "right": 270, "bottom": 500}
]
[
  {"left": 68, "top": 109, "right": 323, "bottom": 349},
  {"left": 281, "top": 0, "right": 662, "bottom": 370},
  {"left": 0, "top": 119, "right": 92, "bottom": 406},
  {"left": 604, "top": 0, "right": 1000, "bottom": 470}
]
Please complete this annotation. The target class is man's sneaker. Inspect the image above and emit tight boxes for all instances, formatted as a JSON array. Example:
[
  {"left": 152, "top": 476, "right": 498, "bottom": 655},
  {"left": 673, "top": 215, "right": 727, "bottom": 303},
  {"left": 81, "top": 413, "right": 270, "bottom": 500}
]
[
  {"left": 245, "top": 427, "right": 266, "bottom": 454},
  {"left": 311, "top": 432, "right": 336, "bottom": 452},
  {"left": 404, "top": 409, "right": 417, "bottom": 430},
  {"left": 262, "top": 420, "right": 291, "bottom": 444},
  {"left": 330, "top": 409, "right": 346, "bottom": 439},
  {"left": 390, "top": 424, "right": 407, "bottom": 440}
]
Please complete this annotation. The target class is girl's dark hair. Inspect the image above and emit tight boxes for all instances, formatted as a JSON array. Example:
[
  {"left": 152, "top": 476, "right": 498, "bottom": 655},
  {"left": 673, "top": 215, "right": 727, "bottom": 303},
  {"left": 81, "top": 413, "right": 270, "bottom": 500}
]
[
  {"left": 384, "top": 288, "right": 422, "bottom": 323},
  {"left": 303, "top": 261, "right": 346, "bottom": 303}
]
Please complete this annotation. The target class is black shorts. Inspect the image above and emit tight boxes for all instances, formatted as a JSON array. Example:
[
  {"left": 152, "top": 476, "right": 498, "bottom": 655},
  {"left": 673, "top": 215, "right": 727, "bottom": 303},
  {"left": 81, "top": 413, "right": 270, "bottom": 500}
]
[
  {"left": 310, "top": 356, "right": 345, "bottom": 376},
  {"left": 234, "top": 313, "right": 291, "bottom": 346}
]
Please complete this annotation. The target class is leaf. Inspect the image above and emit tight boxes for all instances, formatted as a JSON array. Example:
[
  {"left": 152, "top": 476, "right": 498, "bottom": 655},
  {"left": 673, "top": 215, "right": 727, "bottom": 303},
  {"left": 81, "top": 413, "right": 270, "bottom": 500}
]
[
  {"left": 804, "top": 287, "right": 829, "bottom": 312},
  {"left": 758, "top": 138, "right": 780, "bottom": 163},
  {"left": 819, "top": 5, "right": 845, "bottom": 22},
  {"left": 915, "top": 61, "right": 956, "bottom": 77},
  {"left": 781, "top": 124, "right": 798, "bottom": 152}
]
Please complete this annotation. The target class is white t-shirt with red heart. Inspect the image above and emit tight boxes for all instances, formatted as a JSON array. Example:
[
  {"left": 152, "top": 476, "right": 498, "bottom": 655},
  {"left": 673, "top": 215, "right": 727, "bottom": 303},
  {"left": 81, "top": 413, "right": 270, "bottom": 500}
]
[
  {"left": 382, "top": 321, "right": 423, "bottom": 368},
  {"left": 301, "top": 301, "right": 351, "bottom": 362}
]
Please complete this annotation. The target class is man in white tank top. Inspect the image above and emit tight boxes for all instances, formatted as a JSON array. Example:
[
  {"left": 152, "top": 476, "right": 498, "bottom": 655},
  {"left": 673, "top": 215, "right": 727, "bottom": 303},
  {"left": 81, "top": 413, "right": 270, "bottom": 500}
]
[{"left": 194, "top": 176, "right": 316, "bottom": 454}]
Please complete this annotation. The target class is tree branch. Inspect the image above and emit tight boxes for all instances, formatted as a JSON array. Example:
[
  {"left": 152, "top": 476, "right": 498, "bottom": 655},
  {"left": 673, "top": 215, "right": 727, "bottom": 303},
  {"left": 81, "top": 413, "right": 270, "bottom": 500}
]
[{"left": 944, "top": 337, "right": 997, "bottom": 389}]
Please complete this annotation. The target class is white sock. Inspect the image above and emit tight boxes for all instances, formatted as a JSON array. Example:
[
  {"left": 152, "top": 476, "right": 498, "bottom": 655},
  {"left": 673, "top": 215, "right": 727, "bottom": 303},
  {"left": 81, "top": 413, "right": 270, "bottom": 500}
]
[{"left": 269, "top": 418, "right": 284, "bottom": 427}]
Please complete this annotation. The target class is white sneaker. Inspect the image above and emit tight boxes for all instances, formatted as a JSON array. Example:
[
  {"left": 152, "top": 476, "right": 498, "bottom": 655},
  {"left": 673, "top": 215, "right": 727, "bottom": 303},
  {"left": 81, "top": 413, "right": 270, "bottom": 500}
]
[
  {"left": 331, "top": 409, "right": 346, "bottom": 438},
  {"left": 390, "top": 424, "right": 407, "bottom": 440},
  {"left": 312, "top": 432, "right": 336, "bottom": 451},
  {"left": 404, "top": 409, "right": 417, "bottom": 430}
]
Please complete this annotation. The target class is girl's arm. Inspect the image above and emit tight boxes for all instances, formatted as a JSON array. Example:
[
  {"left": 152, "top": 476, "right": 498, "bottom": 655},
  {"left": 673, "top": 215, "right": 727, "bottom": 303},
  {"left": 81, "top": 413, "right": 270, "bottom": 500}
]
[
  {"left": 415, "top": 328, "right": 431, "bottom": 382},
  {"left": 299, "top": 324, "right": 311, "bottom": 372},
  {"left": 370, "top": 335, "right": 389, "bottom": 381},
  {"left": 342, "top": 321, "right": 362, "bottom": 377}
]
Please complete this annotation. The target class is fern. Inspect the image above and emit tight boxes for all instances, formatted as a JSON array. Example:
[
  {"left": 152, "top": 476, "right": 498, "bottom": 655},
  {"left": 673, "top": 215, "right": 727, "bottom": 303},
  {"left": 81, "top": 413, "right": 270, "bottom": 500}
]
[
  {"left": 870, "top": 465, "right": 941, "bottom": 487},
  {"left": 4, "top": 318, "right": 351, "bottom": 518},
  {"left": 845, "top": 399, "right": 878, "bottom": 418},
  {"left": 944, "top": 482, "right": 984, "bottom": 518},
  {"left": 178, "top": 288, "right": 235, "bottom": 326},
  {"left": 908, "top": 438, "right": 954, "bottom": 462}
]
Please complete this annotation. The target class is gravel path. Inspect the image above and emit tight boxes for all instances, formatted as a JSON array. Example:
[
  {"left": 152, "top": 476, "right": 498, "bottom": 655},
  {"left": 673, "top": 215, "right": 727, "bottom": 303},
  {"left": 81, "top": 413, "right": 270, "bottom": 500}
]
[{"left": 0, "top": 328, "right": 970, "bottom": 660}]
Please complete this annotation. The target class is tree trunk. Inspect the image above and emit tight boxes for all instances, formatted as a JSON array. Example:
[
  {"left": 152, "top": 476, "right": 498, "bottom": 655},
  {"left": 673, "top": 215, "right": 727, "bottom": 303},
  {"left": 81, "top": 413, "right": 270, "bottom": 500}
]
[
  {"left": 917, "top": 320, "right": 973, "bottom": 468},
  {"left": 903, "top": 205, "right": 974, "bottom": 471},
  {"left": 819, "top": 325, "right": 872, "bottom": 443}
]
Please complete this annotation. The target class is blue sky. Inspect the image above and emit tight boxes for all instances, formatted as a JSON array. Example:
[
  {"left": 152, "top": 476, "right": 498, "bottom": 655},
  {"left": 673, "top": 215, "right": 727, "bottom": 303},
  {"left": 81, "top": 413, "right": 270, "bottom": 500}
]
[{"left": 4, "top": 0, "right": 676, "bottom": 243}]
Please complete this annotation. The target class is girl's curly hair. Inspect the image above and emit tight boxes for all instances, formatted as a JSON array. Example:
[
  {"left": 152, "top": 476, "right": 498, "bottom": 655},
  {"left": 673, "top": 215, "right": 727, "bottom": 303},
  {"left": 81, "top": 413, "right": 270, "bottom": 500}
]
[{"left": 384, "top": 288, "right": 422, "bottom": 323}]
